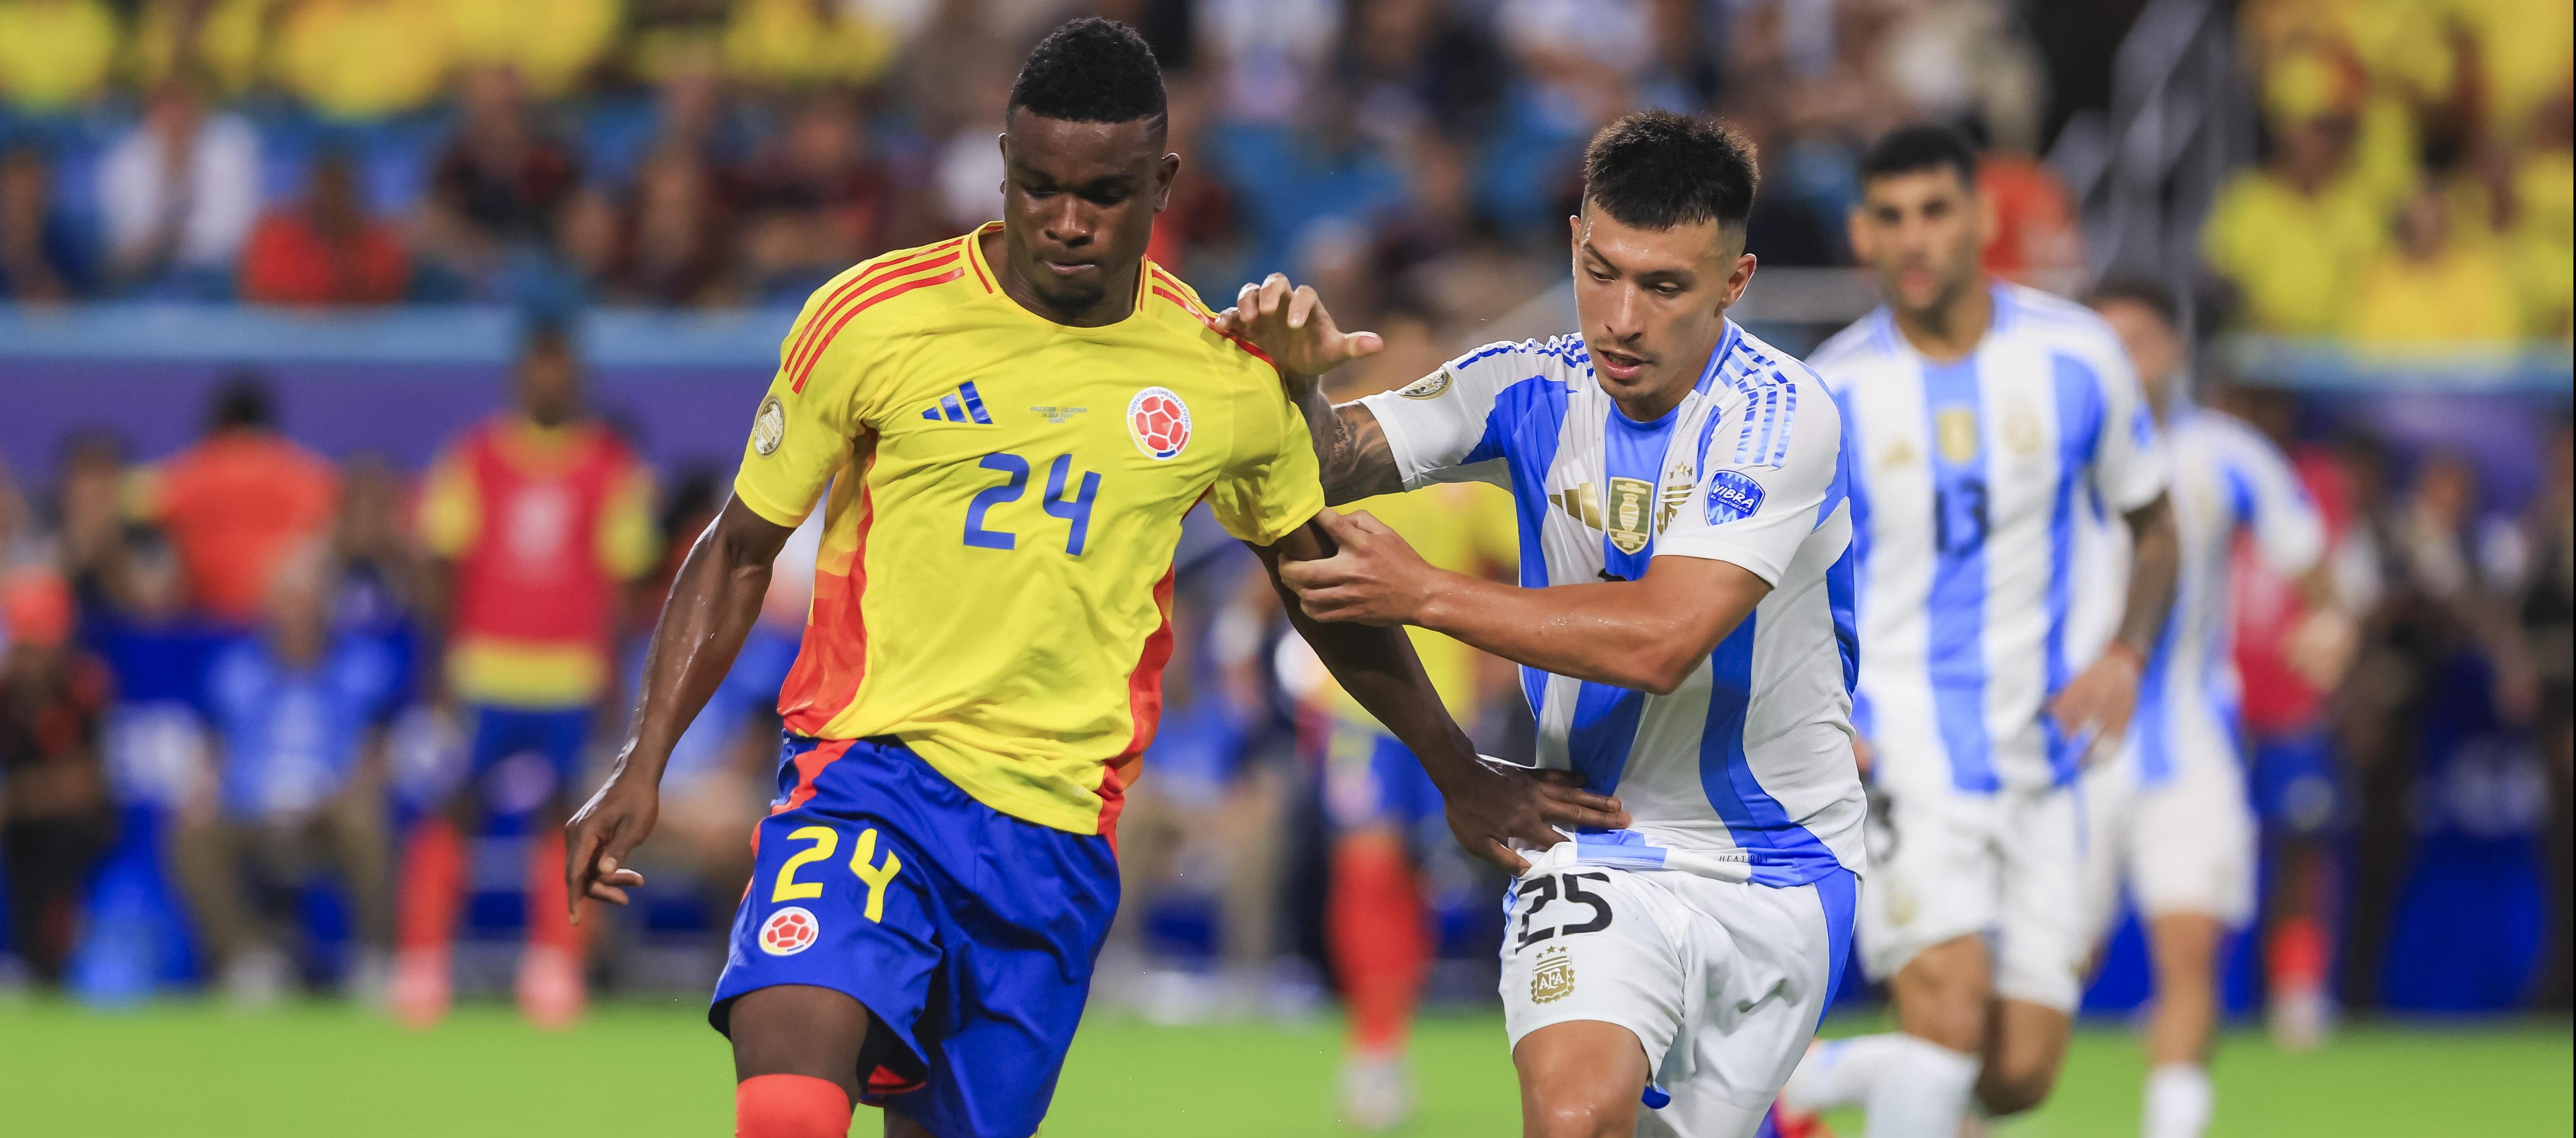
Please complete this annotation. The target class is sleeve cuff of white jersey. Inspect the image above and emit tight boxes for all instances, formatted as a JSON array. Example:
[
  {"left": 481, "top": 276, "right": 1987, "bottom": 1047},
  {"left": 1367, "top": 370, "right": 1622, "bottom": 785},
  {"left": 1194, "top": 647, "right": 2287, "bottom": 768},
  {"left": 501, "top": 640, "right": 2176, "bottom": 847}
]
[
  {"left": 1651, "top": 538, "right": 1789, "bottom": 588},
  {"left": 1354, "top": 390, "right": 1436, "bottom": 492}
]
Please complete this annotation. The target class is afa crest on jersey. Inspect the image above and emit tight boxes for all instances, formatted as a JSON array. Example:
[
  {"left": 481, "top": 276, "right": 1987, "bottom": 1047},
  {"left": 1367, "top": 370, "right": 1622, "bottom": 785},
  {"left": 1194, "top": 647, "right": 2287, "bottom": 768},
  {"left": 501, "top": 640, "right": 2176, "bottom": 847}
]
[
  {"left": 759, "top": 906, "right": 821, "bottom": 956},
  {"left": 1127, "top": 387, "right": 1192, "bottom": 460}
]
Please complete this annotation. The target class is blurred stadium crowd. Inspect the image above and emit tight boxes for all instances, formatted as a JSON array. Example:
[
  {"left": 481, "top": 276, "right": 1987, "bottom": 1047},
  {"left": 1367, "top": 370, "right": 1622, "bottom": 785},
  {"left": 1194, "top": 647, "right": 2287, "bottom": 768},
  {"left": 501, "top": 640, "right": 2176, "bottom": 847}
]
[{"left": 0, "top": 0, "right": 2568, "bottom": 1029}]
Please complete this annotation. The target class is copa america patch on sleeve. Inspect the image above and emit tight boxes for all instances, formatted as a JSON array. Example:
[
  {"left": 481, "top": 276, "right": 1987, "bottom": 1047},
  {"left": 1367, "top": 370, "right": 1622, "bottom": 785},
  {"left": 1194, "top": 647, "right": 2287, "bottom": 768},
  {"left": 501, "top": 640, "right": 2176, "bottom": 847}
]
[{"left": 1704, "top": 469, "right": 1766, "bottom": 524}]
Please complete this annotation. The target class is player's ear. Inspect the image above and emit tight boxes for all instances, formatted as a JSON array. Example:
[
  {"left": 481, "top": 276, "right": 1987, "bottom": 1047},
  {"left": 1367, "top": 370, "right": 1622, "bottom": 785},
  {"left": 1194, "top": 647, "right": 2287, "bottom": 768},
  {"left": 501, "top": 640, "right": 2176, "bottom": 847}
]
[
  {"left": 1152, "top": 151, "right": 1179, "bottom": 213},
  {"left": 1720, "top": 251, "right": 1758, "bottom": 311}
]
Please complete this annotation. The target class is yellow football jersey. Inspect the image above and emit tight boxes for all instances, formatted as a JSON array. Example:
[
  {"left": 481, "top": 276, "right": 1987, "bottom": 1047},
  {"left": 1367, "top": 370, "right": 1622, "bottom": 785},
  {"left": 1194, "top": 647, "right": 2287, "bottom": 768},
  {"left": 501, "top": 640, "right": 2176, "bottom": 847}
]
[
  {"left": 1320, "top": 482, "right": 1519, "bottom": 726},
  {"left": 732, "top": 224, "right": 1324, "bottom": 836}
]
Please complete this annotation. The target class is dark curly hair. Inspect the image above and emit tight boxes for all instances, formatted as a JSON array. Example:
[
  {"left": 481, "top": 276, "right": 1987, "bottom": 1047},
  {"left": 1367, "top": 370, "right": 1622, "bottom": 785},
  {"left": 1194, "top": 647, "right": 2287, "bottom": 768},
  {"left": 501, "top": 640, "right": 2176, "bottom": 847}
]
[
  {"left": 1582, "top": 111, "right": 1760, "bottom": 232},
  {"left": 1009, "top": 17, "right": 1166, "bottom": 133}
]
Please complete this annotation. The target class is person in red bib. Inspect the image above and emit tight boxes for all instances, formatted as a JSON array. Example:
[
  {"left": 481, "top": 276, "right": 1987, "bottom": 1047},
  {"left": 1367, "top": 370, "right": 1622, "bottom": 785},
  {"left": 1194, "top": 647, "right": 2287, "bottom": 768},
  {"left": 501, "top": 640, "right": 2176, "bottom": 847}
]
[{"left": 393, "top": 324, "right": 658, "bottom": 1029}]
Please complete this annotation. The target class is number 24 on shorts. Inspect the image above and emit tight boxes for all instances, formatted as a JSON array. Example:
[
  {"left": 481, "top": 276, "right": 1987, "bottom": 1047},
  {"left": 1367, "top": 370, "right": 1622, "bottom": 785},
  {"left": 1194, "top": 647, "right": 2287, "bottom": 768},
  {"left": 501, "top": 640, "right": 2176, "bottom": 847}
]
[{"left": 772, "top": 825, "right": 903, "bottom": 922}]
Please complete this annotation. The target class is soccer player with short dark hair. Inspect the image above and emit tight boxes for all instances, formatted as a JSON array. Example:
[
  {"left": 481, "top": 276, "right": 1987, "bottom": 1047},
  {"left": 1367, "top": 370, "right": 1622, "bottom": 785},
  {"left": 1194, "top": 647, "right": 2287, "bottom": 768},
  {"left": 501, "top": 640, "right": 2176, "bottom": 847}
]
[
  {"left": 562, "top": 19, "right": 1621, "bottom": 1138},
  {"left": 1774, "top": 124, "right": 2180, "bottom": 1137},
  {"left": 1220, "top": 110, "right": 1868, "bottom": 1137}
]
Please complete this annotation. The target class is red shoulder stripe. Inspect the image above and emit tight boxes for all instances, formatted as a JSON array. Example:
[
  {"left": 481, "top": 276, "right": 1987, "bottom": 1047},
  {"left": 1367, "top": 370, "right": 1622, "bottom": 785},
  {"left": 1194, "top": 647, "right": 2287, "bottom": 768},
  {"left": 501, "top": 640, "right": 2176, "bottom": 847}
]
[
  {"left": 788, "top": 267, "right": 968, "bottom": 392},
  {"left": 1152, "top": 285, "right": 1275, "bottom": 367},
  {"left": 783, "top": 240, "right": 963, "bottom": 387}
]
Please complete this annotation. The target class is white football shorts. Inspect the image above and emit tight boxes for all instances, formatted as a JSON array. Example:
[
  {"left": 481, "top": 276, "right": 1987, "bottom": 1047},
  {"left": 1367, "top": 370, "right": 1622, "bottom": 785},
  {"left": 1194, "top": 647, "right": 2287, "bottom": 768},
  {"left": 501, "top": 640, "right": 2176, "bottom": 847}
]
[
  {"left": 2080, "top": 736, "right": 2258, "bottom": 937},
  {"left": 1498, "top": 859, "right": 1857, "bottom": 1138},
  {"left": 1854, "top": 779, "right": 2090, "bottom": 1012}
]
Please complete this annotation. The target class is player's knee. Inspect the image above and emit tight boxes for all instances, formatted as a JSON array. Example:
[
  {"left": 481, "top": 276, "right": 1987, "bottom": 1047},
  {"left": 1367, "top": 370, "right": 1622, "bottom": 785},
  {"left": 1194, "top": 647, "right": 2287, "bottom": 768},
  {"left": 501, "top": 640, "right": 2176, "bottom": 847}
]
[
  {"left": 734, "top": 1074, "right": 852, "bottom": 1138},
  {"left": 1524, "top": 1097, "right": 1638, "bottom": 1138},
  {"left": 1974, "top": 1052, "right": 2063, "bottom": 1117}
]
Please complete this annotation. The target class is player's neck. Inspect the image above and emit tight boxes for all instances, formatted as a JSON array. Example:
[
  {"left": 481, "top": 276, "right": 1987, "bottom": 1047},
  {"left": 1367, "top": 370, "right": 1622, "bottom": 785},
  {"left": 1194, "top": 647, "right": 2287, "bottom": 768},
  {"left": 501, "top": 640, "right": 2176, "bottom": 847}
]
[
  {"left": 1893, "top": 279, "right": 1992, "bottom": 364},
  {"left": 984, "top": 226, "right": 1137, "bottom": 328}
]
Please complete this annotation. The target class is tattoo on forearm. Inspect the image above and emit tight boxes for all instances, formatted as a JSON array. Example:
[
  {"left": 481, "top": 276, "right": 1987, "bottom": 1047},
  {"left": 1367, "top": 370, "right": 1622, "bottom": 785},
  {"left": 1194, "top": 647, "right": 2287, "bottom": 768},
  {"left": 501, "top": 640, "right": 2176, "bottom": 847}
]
[{"left": 1295, "top": 381, "right": 1400, "bottom": 504}]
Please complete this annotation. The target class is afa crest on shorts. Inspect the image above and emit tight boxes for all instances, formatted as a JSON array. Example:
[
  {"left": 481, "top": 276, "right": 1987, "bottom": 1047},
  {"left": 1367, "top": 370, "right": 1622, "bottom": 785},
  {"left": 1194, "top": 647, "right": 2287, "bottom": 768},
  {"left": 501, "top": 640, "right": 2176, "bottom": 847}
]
[
  {"left": 1127, "top": 387, "right": 1192, "bottom": 460},
  {"left": 760, "top": 906, "right": 821, "bottom": 956},
  {"left": 1530, "top": 944, "right": 1575, "bottom": 1004}
]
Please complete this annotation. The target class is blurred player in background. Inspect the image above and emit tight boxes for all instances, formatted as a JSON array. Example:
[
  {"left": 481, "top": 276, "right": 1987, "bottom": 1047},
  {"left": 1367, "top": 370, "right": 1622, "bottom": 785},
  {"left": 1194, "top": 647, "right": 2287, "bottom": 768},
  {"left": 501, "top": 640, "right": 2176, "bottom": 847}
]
[
  {"left": 562, "top": 20, "right": 1616, "bottom": 1138},
  {"left": 1300, "top": 317, "right": 1519, "bottom": 1131},
  {"left": 395, "top": 323, "right": 658, "bottom": 1030},
  {"left": 131, "top": 376, "right": 339, "bottom": 627},
  {"left": 2075, "top": 281, "right": 2351, "bottom": 1138},
  {"left": 179, "top": 543, "right": 400, "bottom": 1005},
  {"left": 0, "top": 566, "right": 113, "bottom": 990},
  {"left": 1778, "top": 126, "right": 2178, "bottom": 1138},
  {"left": 1236, "top": 110, "right": 1868, "bottom": 1138}
]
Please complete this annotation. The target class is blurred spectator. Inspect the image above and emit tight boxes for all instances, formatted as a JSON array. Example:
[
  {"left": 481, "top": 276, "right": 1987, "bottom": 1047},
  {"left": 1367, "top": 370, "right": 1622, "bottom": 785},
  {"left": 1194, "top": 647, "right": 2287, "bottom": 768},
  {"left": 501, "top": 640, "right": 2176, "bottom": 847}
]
[
  {"left": 565, "top": 143, "right": 733, "bottom": 305},
  {"left": 1977, "top": 141, "right": 2082, "bottom": 286},
  {"left": 0, "top": 0, "right": 118, "bottom": 114},
  {"left": 1199, "top": 0, "right": 1342, "bottom": 126},
  {"left": 97, "top": 77, "right": 261, "bottom": 297},
  {"left": 2343, "top": 176, "right": 2521, "bottom": 346},
  {"left": 131, "top": 376, "right": 341, "bottom": 625},
  {"left": 735, "top": 96, "right": 896, "bottom": 301},
  {"left": 416, "top": 66, "right": 581, "bottom": 292},
  {"left": 1339, "top": 0, "right": 1507, "bottom": 142},
  {"left": 239, "top": 153, "right": 412, "bottom": 306},
  {"left": 721, "top": 0, "right": 900, "bottom": 90},
  {"left": 0, "top": 146, "right": 93, "bottom": 301},
  {"left": 2203, "top": 49, "right": 2387, "bottom": 336},
  {"left": 398, "top": 324, "right": 656, "bottom": 1029},
  {"left": 926, "top": 59, "right": 1013, "bottom": 234},
  {"left": 128, "top": 0, "right": 275, "bottom": 100},
  {"left": 1202, "top": 83, "right": 1405, "bottom": 282},
  {"left": 2522, "top": 421, "right": 2574, "bottom": 1008},
  {"left": 0, "top": 565, "right": 115, "bottom": 989},
  {"left": 50, "top": 430, "right": 141, "bottom": 617},
  {"left": 2504, "top": 84, "right": 2573, "bottom": 340},
  {"left": 176, "top": 545, "right": 399, "bottom": 1004},
  {"left": 442, "top": 0, "right": 622, "bottom": 100},
  {"left": 274, "top": 0, "right": 454, "bottom": 121}
]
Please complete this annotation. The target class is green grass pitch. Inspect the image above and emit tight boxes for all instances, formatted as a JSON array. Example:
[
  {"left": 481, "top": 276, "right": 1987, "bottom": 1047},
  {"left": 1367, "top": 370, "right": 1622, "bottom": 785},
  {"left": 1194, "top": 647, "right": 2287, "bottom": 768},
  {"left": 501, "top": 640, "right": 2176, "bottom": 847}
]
[{"left": 2, "top": 1000, "right": 2565, "bottom": 1135}]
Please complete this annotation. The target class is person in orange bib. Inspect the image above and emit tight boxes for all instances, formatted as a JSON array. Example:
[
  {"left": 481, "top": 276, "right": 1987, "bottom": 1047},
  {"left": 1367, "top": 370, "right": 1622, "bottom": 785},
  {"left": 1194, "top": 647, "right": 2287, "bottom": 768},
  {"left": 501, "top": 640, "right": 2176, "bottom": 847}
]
[{"left": 393, "top": 324, "right": 658, "bottom": 1030}]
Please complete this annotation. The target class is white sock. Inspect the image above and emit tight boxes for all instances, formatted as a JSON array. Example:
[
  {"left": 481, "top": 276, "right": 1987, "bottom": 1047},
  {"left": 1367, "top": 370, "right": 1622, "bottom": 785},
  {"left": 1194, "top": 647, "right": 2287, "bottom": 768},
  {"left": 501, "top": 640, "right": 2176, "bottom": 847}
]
[
  {"left": 1780, "top": 1034, "right": 1911, "bottom": 1112},
  {"left": 1862, "top": 1035, "right": 1982, "bottom": 1138},
  {"left": 2143, "top": 1063, "right": 2213, "bottom": 1138}
]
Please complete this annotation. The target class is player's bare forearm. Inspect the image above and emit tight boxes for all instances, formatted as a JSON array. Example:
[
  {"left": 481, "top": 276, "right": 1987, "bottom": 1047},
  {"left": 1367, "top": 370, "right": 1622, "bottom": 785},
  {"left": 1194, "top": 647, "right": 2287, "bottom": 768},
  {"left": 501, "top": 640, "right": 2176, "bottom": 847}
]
[
  {"left": 1286, "top": 377, "right": 1403, "bottom": 505},
  {"left": 2113, "top": 494, "right": 2180, "bottom": 658},
  {"left": 566, "top": 495, "right": 791, "bottom": 915},
  {"left": 1412, "top": 559, "right": 1766, "bottom": 696},
  {"left": 616, "top": 497, "right": 793, "bottom": 777},
  {"left": 1253, "top": 521, "right": 1475, "bottom": 776}
]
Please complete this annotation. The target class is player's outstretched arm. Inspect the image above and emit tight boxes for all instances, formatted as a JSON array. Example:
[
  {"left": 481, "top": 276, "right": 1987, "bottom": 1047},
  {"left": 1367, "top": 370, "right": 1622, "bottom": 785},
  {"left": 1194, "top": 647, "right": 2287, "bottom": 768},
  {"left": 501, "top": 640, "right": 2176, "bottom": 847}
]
[
  {"left": 565, "top": 496, "right": 794, "bottom": 919},
  {"left": 1250, "top": 517, "right": 1628, "bottom": 873},
  {"left": 2048, "top": 493, "right": 2180, "bottom": 755},
  {"left": 1279, "top": 510, "right": 1769, "bottom": 696},
  {"left": 1215, "top": 274, "right": 1404, "bottom": 505}
]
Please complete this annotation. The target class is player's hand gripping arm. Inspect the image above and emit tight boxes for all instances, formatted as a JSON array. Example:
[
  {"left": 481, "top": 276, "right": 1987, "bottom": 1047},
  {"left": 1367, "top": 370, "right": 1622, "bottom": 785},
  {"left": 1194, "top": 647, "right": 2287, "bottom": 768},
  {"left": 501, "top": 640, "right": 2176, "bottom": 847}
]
[
  {"left": 564, "top": 497, "right": 794, "bottom": 918},
  {"left": 1216, "top": 274, "right": 1404, "bottom": 505},
  {"left": 1279, "top": 510, "right": 1769, "bottom": 696},
  {"left": 1251, "top": 519, "right": 1628, "bottom": 873},
  {"left": 2047, "top": 494, "right": 2180, "bottom": 758}
]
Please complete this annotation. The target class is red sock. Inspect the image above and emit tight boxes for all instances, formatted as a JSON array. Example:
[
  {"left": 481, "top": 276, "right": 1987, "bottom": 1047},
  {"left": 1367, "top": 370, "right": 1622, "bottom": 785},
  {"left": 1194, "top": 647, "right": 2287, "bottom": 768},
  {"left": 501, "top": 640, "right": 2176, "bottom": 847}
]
[
  {"left": 526, "top": 828, "right": 582, "bottom": 954},
  {"left": 1328, "top": 835, "right": 1428, "bottom": 1055},
  {"left": 2269, "top": 915, "right": 2328, "bottom": 994},
  {"left": 735, "top": 1074, "right": 852, "bottom": 1138},
  {"left": 397, "top": 819, "right": 464, "bottom": 954}
]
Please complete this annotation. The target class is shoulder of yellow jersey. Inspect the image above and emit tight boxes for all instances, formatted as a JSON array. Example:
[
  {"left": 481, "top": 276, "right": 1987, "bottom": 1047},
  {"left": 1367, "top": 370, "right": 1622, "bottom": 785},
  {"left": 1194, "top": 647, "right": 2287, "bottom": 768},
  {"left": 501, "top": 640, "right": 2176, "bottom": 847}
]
[
  {"left": 1138, "top": 260, "right": 1278, "bottom": 371},
  {"left": 775, "top": 230, "right": 992, "bottom": 396}
]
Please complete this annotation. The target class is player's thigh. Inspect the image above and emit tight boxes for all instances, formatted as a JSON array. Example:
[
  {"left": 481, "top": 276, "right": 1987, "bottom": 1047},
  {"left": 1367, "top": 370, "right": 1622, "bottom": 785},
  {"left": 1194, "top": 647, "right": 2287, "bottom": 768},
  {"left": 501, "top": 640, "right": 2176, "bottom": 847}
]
[
  {"left": 1499, "top": 868, "right": 1683, "bottom": 1119},
  {"left": 1992, "top": 788, "right": 2088, "bottom": 1014},
  {"left": 1651, "top": 874, "right": 1855, "bottom": 1138},
  {"left": 2075, "top": 763, "right": 2137, "bottom": 951},
  {"left": 728, "top": 983, "right": 878, "bottom": 1099},
  {"left": 1974, "top": 997, "right": 2072, "bottom": 1117},
  {"left": 1859, "top": 782, "right": 1999, "bottom": 991},
  {"left": 1513, "top": 1019, "right": 1648, "bottom": 1138},
  {"left": 1888, "top": 934, "right": 1993, "bottom": 1053}
]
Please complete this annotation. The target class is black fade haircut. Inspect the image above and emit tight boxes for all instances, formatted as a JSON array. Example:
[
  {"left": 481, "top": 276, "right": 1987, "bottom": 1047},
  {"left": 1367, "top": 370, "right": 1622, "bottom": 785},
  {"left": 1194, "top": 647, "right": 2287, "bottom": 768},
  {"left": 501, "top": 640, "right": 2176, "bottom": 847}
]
[
  {"left": 1009, "top": 17, "right": 1167, "bottom": 133},
  {"left": 207, "top": 370, "right": 275, "bottom": 432},
  {"left": 1861, "top": 124, "right": 1979, "bottom": 188},
  {"left": 2088, "top": 277, "right": 2181, "bottom": 330},
  {"left": 1581, "top": 111, "right": 1759, "bottom": 231}
]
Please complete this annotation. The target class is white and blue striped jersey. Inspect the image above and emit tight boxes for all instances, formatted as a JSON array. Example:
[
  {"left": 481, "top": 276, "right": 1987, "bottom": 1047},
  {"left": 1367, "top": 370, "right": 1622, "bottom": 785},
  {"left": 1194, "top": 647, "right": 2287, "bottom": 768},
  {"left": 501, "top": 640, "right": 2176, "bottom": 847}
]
[
  {"left": 1358, "top": 322, "right": 1866, "bottom": 888},
  {"left": 2118, "top": 406, "right": 2325, "bottom": 785},
  {"left": 1810, "top": 283, "right": 2169, "bottom": 795}
]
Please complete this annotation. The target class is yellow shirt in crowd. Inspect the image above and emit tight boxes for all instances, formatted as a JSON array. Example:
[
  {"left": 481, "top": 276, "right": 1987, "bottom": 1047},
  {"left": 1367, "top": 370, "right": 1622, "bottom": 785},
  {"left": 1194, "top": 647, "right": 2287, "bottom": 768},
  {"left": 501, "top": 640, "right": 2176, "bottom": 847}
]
[
  {"left": 274, "top": 0, "right": 451, "bottom": 120},
  {"left": 0, "top": 0, "right": 117, "bottom": 111},
  {"left": 2343, "top": 242, "right": 2524, "bottom": 346},
  {"left": 2203, "top": 169, "right": 2390, "bottom": 337}
]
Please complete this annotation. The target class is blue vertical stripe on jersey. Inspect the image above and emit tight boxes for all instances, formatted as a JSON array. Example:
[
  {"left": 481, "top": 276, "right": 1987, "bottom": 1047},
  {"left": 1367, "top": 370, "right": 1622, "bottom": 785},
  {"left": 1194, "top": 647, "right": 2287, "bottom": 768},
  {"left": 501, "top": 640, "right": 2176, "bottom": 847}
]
[
  {"left": 1922, "top": 356, "right": 1997, "bottom": 792},
  {"left": 1821, "top": 399, "right": 1860, "bottom": 694},
  {"left": 1696, "top": 612, "right": 1842, "bottom": 886},
  {"left": 1564, "top": 396, "right": 1685, "bottom": 796},
  {"left": 959, "top": 381, "right": 993, "bottom": 425},
  {"left": 2135, "top": 605, "right": 2180, "bottom": 785},
  {"left": 2045, "top": 355, "right": 2107, "bottom": 782},
  {"left": 940, "top": 393, "right": 968, "bottom": 423}
]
